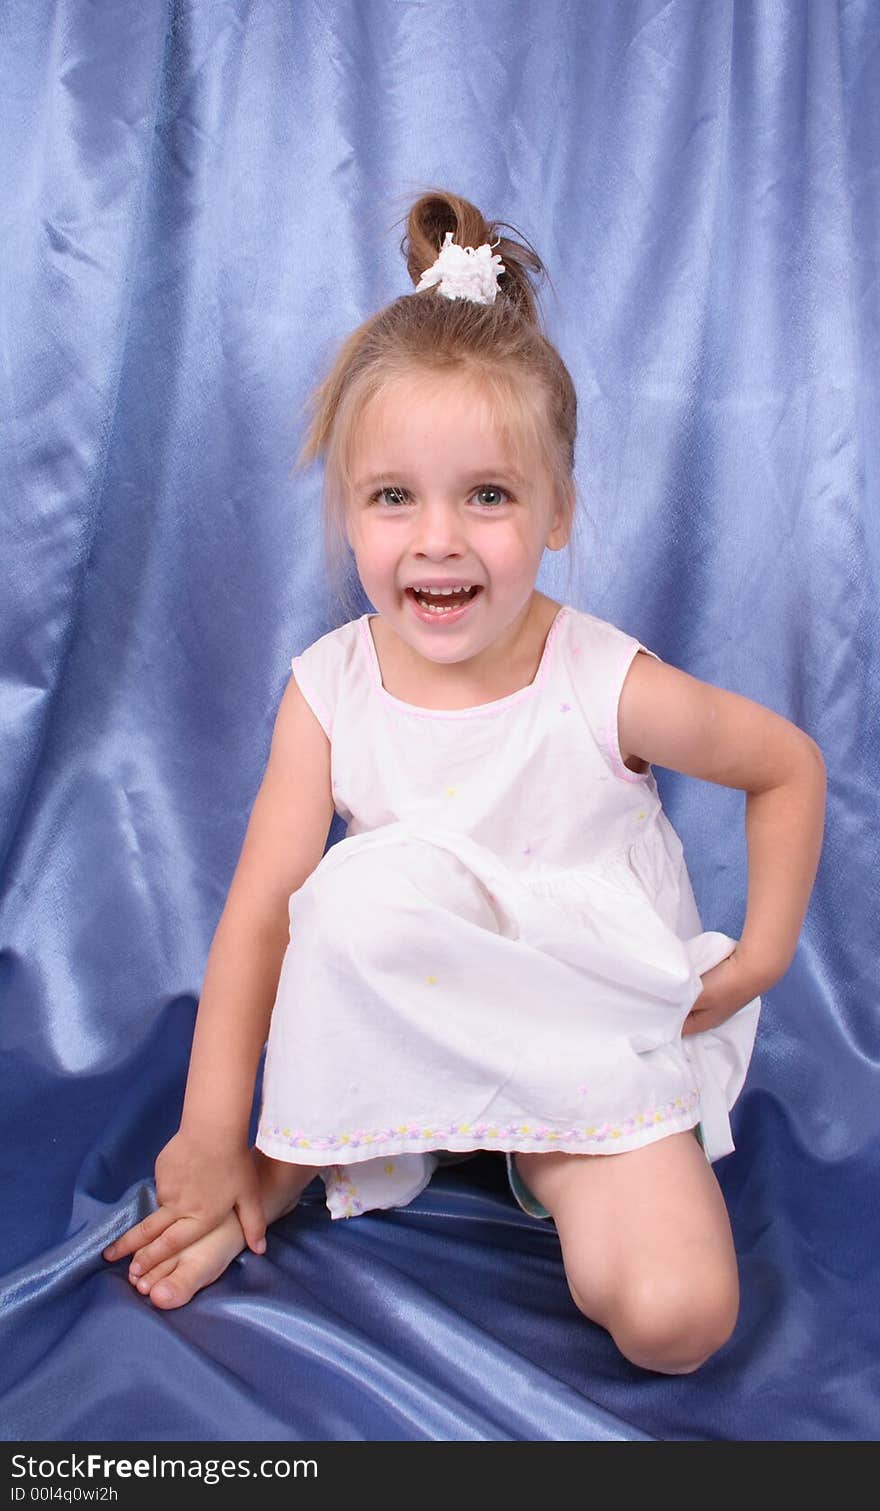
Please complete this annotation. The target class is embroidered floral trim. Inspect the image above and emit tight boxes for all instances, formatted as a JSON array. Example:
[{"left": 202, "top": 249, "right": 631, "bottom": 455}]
[
  {"left": 324, "top": 1163, "right": 363, "bottom": 1218},
  {"left": 259, "top": 1089, "right": 700, "bottom": 1155}
]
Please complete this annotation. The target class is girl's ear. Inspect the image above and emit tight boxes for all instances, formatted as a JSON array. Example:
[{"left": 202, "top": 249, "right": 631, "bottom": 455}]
[{"left": 546, "top": 482, "right": 574, "bottom": 552}]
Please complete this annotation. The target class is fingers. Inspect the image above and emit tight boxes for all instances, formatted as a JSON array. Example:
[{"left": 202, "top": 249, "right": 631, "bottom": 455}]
[
  {"left": 125, "top": 1217, "right": 203, "bottom": 1276},
  {"left": 127, "top": 1253, "right": 198, "bottom": 1310},
  {"left": 102, "top": 1207, "right": 175, "bottom": 1263},
  {"left": 123, "top": 1209, "right": 250, "bottom": 1309},
  {"left": 236, "top": 1194, "right": 267, "bottom": 1255},
  {"left": 683, "top": 1009, "right": 714, "bottom": 1036},
  {"left": 682, "top": 1006, "right": 730, "bottom": 1036}
]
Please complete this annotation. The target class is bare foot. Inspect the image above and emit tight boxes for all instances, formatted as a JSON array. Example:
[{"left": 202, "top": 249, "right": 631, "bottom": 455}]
[
  {"left": 124, "top": 1154, "right": 321, "bottom": 1310},
  {"left": 130, "top": 1207, "right": 249, "bottom": 1308}
]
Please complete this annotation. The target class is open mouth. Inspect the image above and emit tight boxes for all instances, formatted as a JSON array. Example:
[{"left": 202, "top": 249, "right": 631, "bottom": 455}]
[{"left": 406, "top": 586, "right": 482, "bottom": 614}]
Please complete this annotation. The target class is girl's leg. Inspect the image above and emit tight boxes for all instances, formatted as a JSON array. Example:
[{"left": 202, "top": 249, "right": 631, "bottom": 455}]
[
  {"left": 514, "top": 1131, "right": 739, "bottom": 1374},
  {"left": 128, "top": 1152, "right": 320, "bottom": 1310}
]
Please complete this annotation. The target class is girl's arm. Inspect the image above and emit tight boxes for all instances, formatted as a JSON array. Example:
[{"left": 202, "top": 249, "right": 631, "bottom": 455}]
[
  {"left": 103, "top": 674, "right": 335, "bottom": 1270},
  {"left": 617, "top": 652, "right": 826, "bottom": 1031}
]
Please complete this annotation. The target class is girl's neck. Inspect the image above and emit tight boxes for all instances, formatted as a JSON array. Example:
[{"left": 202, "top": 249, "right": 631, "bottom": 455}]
[{"left": 368, "top": 591, "right": 563, "bottom": 711}]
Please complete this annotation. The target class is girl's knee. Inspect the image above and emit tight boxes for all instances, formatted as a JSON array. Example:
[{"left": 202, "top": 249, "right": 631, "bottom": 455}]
[{"left": 600, "top": 1270, "right": 740, "bottom": 1375}]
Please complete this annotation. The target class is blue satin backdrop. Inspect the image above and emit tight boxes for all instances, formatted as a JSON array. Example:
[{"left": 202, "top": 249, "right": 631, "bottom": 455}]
[{"left": 1, "top": 0, "right": 878, "bottom": 1441}]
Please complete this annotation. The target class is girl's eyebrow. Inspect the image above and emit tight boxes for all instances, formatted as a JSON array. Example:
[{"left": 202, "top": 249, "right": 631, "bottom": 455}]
[{"left": 355, "top": 468, "right": 526, "bottom": 489}]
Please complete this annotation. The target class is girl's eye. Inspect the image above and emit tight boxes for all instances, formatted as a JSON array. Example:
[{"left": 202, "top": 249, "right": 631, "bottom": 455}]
[
  {"left": 369, "top": 484, "right": 511, "bottom": 507},
  {"left": 374, "top": 486, "right": 409, "bottom": 506}
]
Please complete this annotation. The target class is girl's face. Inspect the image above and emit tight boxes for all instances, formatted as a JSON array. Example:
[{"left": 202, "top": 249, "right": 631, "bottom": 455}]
[{"left": 345, "top": 372, "right": 570, "bottom": 670}]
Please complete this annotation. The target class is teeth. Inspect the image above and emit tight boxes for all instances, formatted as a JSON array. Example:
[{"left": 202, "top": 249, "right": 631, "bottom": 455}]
[
  {"left": 409, "top": 584, "right": 479, "bottom": 615},
  {"left": 413, "top": 585, "right": 472, "bottom": 595}
]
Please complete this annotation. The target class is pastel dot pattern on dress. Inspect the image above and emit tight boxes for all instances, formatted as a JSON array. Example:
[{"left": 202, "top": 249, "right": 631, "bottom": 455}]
[{"left": 329, "top": 1166, "right": 363, "bottom": 1217}]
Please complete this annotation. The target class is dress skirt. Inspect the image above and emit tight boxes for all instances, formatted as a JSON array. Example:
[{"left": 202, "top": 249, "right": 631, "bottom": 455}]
[{"left": 256, "top": 821, "right": 760, "bottom": 1219}]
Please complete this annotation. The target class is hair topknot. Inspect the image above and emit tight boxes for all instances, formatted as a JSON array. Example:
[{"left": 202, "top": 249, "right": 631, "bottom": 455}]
[{"left": 401, "top": 188, "right": 545, "bottom": 324}]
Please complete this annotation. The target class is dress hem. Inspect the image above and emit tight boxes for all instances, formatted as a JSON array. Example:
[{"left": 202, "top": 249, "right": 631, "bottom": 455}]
[{"left": 255, "top": 1107, "right": 704, "bottom": 1167}]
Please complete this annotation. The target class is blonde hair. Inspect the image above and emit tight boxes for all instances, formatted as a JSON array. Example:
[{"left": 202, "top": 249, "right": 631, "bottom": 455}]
[{"left": 295, "top": 189, "right": 578, "bottom": 619}]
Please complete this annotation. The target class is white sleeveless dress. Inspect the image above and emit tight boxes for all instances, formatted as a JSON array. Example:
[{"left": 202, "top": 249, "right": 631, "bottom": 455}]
[{"left": 256, "top": 606, "right": 760, "bottom": 1219}]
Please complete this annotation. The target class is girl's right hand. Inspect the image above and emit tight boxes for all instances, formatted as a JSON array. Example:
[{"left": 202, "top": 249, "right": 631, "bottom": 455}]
[{"left": 101, "top": 1131, "right": 267, "bottom": 1274}]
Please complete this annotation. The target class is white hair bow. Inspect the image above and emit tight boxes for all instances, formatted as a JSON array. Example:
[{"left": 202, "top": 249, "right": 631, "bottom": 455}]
[{"left": 414, "top": 231, "right": 506, "bottom": 305}]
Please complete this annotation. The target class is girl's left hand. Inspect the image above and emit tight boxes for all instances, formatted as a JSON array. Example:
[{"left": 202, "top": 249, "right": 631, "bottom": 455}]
[{"left": 681, "top": 948, "right": 768, "bottom": 1036}]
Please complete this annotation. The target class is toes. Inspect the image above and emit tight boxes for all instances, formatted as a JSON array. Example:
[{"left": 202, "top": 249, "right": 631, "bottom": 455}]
[
  {"left": 150, "top": 1253, "right": 224, "bottom": 1309},
  {"left": 119, "top": 1215, "right": 247, "bottom": 1310},
  {"left": 129, "top": 1250, "right": 230, "bottom": 1310},
  {"left": 130, "top": 1255, "right": 176, "bottom": 1298},
  {"left": 148, "top": 1280, "right": 183, "bottom": 1309},
  {"left": 133, "top": 1256, "right": 188, "bottom": 1310}
]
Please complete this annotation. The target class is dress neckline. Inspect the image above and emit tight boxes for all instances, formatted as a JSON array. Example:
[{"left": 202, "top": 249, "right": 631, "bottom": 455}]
[{"left": 359, "top": 606, "right": 568, "bottom": 719}]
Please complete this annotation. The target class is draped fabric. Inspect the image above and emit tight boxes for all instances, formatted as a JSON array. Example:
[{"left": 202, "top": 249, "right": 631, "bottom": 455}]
[{"left": 1, "top": 0, "right": 878, "bottom": 1441}]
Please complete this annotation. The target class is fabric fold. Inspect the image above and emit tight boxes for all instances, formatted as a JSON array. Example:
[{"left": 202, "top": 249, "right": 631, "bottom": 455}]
[{"left": 258, "top": 822, "right": 760, "bottom": 1213}]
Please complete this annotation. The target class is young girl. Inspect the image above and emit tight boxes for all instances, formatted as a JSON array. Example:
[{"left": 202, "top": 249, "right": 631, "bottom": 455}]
[{"left": 103, "top": 190, "right": 826, "bottom": 1375}]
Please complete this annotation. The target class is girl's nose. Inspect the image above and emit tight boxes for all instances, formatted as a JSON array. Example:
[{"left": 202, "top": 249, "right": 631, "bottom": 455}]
[{"left": 412, "top": 500, "right": 467, "bottom": 557}]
